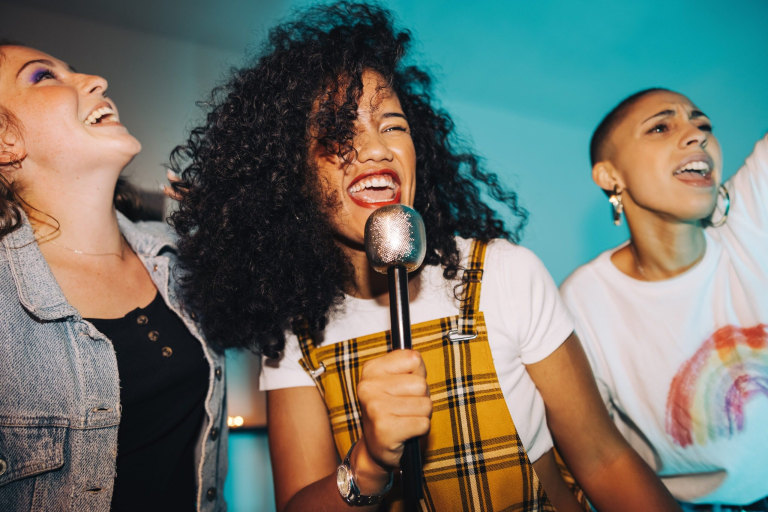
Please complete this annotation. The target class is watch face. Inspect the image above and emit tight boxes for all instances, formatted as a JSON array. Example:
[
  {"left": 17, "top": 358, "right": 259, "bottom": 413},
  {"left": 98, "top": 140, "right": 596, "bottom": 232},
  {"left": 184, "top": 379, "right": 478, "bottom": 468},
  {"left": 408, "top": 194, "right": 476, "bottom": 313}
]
[{"left": 337, "top": 465, "right": 351, "bottom": 496}]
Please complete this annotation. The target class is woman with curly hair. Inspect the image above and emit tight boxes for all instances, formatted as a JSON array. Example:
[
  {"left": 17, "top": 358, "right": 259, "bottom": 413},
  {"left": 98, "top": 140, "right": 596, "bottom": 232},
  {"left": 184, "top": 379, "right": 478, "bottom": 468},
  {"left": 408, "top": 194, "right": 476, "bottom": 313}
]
[
  {"left": 171, "top": 2, "right": 679, "bottom": 511},
  {"left": 0, "top": 42, "right": 227, "bottom": 510}
]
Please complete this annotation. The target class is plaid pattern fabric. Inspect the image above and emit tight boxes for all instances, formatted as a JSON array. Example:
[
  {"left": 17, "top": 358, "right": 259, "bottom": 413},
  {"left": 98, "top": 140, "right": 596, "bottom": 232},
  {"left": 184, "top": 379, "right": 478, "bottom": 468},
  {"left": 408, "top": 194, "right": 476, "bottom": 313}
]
[{"left": 296, "top": 240, "right": 587, "bottom": 511}]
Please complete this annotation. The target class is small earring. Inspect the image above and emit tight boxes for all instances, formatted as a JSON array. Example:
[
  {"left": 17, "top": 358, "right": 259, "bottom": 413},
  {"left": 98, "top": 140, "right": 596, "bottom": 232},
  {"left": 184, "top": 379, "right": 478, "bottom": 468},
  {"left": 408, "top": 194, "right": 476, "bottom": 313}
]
[
  {"left": 608, "top": 186, "right": 624, "bottom": 226},
  {"left": 701, "top": 138, "right": 709, "bottom": 149},
  {"left": 707, "top": 184, "right": 730, "bottom": 228}
]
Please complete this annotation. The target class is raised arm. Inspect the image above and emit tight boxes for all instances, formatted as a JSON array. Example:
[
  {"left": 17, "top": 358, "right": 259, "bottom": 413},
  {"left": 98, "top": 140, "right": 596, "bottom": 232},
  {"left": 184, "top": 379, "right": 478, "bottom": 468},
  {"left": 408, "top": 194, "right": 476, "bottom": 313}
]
[
  {"left": 526, "top": 333, "right": 682, "bottom": 512},
  {"left": 727, "top": 133, "right": 768, "bottom": 231}
]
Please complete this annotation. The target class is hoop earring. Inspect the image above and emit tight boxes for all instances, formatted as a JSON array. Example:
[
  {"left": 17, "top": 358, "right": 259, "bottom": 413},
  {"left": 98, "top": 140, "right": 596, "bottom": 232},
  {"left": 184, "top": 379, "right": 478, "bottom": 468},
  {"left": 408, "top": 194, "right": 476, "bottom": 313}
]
[
  {"left": 707, "top": 184, "right": 730, "bottom": 228},
  {"left": 608, "top": 186, "right": 624, "bottom": 226}
]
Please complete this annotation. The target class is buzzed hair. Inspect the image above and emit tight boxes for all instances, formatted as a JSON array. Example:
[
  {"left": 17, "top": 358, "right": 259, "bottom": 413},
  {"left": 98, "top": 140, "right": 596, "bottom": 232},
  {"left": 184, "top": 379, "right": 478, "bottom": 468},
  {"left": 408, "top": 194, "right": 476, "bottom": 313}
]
[{"left": 590, "top": 88, "right": 671, "bottom": 167}]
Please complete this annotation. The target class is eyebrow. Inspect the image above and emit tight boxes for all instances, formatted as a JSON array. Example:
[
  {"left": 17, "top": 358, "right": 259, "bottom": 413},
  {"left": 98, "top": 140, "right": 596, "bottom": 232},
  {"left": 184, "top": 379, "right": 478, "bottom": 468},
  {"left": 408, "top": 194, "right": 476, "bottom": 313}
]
[
  {"left": 381, "top": 112, "right": 408, "bottom": 120},
  {"left": 642, "top": 108, "right": 709, "bottom": 124},
  {"left": 16, "top": 59, "right": 54, "bottom": 78},
  {"left": 15, "top": 59, "right": 75, "bottom": 78}
]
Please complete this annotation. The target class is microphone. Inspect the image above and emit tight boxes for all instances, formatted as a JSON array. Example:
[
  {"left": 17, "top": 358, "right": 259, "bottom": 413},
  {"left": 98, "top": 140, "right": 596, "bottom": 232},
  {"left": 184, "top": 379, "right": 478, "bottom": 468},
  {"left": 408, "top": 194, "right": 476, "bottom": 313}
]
[{"left": 364, "top": 204, "right": 426, "bottom": 508}]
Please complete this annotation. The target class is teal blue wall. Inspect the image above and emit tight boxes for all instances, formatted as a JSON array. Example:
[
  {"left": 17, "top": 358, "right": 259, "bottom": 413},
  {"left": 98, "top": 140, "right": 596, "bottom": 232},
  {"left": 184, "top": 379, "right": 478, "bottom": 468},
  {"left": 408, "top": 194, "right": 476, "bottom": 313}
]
[
  {"left": 379, "top": 0, "right": 768, "bottom": 283},
  {"left": 226, "top": 1, "right": 768, "bottom": 510}
]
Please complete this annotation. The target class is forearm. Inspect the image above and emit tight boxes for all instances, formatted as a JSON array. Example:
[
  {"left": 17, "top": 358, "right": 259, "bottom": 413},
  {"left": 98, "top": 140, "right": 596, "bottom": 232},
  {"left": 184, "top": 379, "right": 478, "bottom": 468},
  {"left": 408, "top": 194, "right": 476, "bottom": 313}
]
[
  {"left": 283, "top": 473, "right": 380, "bottom": 512},
  {"left": 579, "top": 447, "right": 680, "bottom": 512},
  {"left": 281, "top": 440, "right": 392, "bottom": 512}
]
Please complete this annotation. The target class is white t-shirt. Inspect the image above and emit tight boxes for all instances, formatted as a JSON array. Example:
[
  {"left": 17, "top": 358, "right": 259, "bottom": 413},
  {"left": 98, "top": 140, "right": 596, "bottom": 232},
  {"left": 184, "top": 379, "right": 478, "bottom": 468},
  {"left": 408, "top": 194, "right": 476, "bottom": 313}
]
[
  {"left": 560, "top": 134, "right": 768, "bottom": 504},
  {"left": 260, "top": 238, "right": 574, "bottom": 462}
]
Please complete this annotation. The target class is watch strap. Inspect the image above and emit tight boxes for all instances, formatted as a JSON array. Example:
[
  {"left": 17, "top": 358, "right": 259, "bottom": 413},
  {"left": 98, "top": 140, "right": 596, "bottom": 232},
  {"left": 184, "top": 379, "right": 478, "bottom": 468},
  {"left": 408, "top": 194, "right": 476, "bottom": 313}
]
[{"left": 338, "top": 441, "right": 394, "bottom": 506}]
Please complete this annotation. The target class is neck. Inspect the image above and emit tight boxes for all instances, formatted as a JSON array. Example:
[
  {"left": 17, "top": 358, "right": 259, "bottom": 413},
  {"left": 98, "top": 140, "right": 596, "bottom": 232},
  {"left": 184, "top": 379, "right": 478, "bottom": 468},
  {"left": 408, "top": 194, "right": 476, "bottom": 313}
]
[
  {"left": 338, "top": 239, "right": 389, "bottom": 300},
  {"left": 20, "top": 166, "right": 124, "bottom": 256},
  {"left": 625, "top": 208, "right": 706, "bottom": 280}
]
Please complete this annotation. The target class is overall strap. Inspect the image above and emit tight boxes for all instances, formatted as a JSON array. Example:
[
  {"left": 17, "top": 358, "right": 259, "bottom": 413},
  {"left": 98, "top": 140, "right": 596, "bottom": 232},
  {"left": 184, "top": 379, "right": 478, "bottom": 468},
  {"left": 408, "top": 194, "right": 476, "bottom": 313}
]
[
  {"left": 292, "top": 318, "right": 328, "bottom": 380},
  {"left": 451, "top": 240, "right": 488, "bottom": 341}
]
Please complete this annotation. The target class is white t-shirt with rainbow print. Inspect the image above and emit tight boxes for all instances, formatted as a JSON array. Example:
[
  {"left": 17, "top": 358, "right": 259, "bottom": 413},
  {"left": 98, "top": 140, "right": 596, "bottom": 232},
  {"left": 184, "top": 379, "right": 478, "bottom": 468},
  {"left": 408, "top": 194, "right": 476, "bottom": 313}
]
[{"left": 560, "top": 134, "right": 768, "bottom": 504}]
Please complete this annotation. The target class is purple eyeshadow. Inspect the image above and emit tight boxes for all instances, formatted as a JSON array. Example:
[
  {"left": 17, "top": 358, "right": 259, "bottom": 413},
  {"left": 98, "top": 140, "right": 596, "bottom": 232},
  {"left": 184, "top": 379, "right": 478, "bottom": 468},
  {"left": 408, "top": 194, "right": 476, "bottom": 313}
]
[{"left": 30, "top": 68, "right": 53, "bottom": 83}]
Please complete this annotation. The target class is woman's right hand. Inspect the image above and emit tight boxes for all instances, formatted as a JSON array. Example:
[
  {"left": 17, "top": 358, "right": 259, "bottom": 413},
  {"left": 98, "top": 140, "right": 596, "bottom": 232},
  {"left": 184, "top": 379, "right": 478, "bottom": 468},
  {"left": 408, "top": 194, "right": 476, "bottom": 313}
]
[{"left": 351, "top": 349, "right": 432, "bottom": 494}]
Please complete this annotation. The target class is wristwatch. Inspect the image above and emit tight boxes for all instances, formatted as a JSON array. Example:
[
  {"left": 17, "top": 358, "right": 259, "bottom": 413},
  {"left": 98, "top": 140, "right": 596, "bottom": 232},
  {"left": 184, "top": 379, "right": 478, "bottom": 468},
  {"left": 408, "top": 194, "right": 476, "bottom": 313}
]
[{"left": 337, "top": 441, "right": 394, "bottom": 506}]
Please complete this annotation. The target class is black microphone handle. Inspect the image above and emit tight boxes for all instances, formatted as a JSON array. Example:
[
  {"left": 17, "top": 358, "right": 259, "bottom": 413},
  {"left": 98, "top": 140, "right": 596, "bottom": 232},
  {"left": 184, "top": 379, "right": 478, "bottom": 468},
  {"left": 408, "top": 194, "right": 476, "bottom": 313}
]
[{"left": 387, "top": 266, "right": 424, "bottom": 508}]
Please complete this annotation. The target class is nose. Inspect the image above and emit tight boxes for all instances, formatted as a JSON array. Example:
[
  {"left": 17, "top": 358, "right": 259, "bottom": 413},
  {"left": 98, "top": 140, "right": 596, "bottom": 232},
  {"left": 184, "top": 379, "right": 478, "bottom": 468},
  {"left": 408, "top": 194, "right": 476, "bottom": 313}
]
[
  {"left": 79, "top": 73, "right": 109, "bottom": 97},
  {"left": 355, "top": 131, "right": 393, "bottom": 163},
  {"left": 680, "top": 119, "right": 708, "bottom": 149}
]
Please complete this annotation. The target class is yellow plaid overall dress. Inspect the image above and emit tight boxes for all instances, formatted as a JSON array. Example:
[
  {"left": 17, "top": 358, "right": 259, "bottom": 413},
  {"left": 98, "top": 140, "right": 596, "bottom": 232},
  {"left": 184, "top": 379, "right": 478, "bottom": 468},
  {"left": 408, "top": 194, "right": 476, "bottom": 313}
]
[{"left": 296, "top": 240, "right": 590, "bottom": 511}]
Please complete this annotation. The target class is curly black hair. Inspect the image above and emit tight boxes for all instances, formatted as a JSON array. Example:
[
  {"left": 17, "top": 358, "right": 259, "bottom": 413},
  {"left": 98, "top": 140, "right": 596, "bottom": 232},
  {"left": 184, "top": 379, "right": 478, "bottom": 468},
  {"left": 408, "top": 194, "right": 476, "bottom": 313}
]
[{"left": 170, "top": 1, "right": 527, "bottom": 357}]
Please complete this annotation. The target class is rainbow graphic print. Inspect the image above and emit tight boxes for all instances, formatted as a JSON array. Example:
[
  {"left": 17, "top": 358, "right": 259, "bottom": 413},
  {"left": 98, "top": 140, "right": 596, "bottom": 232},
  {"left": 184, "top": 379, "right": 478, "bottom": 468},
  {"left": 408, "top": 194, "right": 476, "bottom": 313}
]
[{"left": 666, "top": 324, "right": 768, "bottom": 447}]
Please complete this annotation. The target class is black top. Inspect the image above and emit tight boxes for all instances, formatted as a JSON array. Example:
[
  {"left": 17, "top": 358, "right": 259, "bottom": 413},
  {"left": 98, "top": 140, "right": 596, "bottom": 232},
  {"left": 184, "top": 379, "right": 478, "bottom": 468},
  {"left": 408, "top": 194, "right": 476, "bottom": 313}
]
[{"left": 87, "top": 292, "right": 210, "bottom": 512}]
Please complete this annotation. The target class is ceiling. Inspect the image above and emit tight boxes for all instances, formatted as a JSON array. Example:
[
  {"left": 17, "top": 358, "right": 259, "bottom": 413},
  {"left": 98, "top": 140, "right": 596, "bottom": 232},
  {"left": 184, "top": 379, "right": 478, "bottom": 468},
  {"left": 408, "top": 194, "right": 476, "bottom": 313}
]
[{"left": 17, "top": 0, "right": 291, "bottom": 52}]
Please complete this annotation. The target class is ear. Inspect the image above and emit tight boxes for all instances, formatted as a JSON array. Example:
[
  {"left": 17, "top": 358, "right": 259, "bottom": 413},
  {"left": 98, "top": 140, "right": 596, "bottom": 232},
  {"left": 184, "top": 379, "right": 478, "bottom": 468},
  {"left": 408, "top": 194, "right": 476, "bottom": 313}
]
[
  {"left": 592, "top": 160, "right": 623, "bottom": 194},
  {"left": 0, "top": 130, "right": 25, "bottom": 165}
]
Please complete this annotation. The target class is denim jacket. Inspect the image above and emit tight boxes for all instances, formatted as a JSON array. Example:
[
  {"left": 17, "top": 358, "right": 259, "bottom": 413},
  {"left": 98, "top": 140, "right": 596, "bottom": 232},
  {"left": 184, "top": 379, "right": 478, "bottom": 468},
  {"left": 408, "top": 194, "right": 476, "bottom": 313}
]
[{"left": 0, "top": 212, "right": 227, "bottom": 512}]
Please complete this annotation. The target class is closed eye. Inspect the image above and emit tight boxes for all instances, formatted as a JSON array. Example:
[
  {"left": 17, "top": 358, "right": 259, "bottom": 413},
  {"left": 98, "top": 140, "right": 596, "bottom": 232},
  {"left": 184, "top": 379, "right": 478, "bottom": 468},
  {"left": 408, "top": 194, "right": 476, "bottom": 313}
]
[
  {"left": 32, "top": 68, "right": 56, "bottom": 84},
  {"left": 384, "top": 126, "right": 408, "bottom": 133}
]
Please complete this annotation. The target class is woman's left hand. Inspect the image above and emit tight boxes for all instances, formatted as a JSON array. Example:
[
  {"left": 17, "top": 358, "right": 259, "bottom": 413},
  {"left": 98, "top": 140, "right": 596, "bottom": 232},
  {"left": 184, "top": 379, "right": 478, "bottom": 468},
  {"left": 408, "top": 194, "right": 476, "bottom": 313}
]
[
  {"left": 525, "top": 333, "right": 682, "bottom": 512},
  {"left": 162, "top": 170, "right": 184, "bottom": 201}
]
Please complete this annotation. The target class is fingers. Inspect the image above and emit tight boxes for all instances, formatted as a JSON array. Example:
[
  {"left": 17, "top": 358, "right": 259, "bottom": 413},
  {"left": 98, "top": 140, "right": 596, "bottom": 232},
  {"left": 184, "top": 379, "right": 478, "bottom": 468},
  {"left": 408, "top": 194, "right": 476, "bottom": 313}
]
[
  {"left": 361, "top": 349, "right": 426, "bottom": 379},
  {"left": 357, "top": 349, "right": 432, "bottom": 469},
  {"left": 358, "top": 373, "right": 429, "bottom": 400},
  {"left": 163, "top": 170, "right": 183, "bottom": 201}
]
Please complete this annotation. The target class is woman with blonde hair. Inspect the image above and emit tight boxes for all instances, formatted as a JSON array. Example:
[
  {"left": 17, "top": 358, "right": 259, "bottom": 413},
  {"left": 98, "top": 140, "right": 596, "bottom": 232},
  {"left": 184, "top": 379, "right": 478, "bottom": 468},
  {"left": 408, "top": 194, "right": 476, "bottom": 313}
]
[{"left": 0, "top": 42, "right": 227, "bottom": 511}]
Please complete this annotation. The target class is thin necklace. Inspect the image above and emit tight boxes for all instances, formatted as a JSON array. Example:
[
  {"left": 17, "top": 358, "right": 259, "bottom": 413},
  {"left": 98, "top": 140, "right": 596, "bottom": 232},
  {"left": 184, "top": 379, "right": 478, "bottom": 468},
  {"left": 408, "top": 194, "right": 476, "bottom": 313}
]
[
  {"left": 43, "top": 236, "right": 126, "bottom": 259},
  {"left": 628, "top": 242, "right": 647, "bottom": 278}
]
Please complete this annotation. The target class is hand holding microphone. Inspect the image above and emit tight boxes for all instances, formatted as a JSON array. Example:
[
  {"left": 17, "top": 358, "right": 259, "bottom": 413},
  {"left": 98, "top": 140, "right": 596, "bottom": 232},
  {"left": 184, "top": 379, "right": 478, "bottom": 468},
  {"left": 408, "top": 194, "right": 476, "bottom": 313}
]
[{"left": 361, "top": 204, "right": 428, "bottom": 508}]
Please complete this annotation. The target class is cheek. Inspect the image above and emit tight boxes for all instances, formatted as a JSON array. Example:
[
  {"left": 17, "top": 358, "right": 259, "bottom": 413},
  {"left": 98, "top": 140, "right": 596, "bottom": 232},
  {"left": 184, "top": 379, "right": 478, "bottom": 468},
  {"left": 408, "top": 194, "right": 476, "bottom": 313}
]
[
  {"left": 15, "top": 94, "right": 79, "bottom": 152},
  {"left": 710, "top": 142, "right": 724, "bottom": 177}
]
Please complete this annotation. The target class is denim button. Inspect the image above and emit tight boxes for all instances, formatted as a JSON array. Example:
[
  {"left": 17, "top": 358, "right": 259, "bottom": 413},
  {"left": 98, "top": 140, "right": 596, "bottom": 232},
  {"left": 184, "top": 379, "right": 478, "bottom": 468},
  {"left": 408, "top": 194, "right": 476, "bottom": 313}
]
[
  {"left": 148, "top": 331, "right": 159, "bottom": 342},
  {"left": 215, "top": 367, "right": 222, "bottom": 380},
  {"left": 137, "top": 315, "right": 148, "bottom": 326},
  {"left": 210, "top": 427, "right": 219, "bottom": 441},
  {"left": 161, "top": 347, "right": 173, "bottom": 357},
  {"left": 0, "top": 458, "right": 6, "bottom": 476},
  {"left": 206, "top": 487, "right": 217, "bottom": 501}
]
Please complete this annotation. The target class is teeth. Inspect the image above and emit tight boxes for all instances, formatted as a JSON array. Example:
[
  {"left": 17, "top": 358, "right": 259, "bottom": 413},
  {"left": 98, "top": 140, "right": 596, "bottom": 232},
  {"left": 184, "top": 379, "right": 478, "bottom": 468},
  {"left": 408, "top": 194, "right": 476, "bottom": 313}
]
[
  {"left": 348, "top": 174, "right": 396, "bottom": 193},
  {"left": 84, "top": 106, "right": 117, "bottom": 125},
  {"left": 675, "top": 160, "right": 711, "bottom": 174}
]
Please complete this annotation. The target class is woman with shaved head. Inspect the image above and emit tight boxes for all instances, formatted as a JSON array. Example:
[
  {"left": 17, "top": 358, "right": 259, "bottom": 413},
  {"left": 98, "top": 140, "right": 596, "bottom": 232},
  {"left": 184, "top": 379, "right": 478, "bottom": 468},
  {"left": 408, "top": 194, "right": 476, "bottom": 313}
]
[{"left": 561, "top": 88, "right": 768, "bottom": 511}]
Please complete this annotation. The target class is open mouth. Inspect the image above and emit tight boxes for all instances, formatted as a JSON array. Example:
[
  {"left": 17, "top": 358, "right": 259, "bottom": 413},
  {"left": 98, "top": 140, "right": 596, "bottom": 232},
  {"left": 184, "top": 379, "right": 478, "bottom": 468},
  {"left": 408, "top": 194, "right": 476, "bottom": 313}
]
[
  {"left": 347, "top": 169, "right": 401, "bottom": 208},
  {"left": 84, "top": 106, "right": 120, "bottom": 126},
  {"left": 673, "top": 155, "right": 715, "bottom": 187}
]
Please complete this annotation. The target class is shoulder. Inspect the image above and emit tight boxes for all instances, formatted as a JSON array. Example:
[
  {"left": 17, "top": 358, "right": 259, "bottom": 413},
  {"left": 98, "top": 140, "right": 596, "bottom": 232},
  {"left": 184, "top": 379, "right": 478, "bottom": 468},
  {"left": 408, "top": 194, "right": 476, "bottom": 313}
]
[
  {"left": 130, "top": 220, "right": 178, "bottom": 245},
  {"left": 117, "top": 214, "right": 178, "bottom": 255},
  {"left": 560, "top": 248, "right": 615, "bottom": 300},
  {"left": 481, "top": 238, "right": 553, "bottom": 279}
]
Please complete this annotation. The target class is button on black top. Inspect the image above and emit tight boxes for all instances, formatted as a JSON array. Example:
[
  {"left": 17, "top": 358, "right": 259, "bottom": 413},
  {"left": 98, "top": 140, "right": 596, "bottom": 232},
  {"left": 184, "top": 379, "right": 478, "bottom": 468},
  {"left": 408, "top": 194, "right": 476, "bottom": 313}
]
[
  {"left": 87, "top": 292, "right": 208, "bottom": 512},
  {"left": 209, "top": 427, "right": 219, "bottom": 441},
  {"left": 214, "top": 366, "right": 222, "bottom": 380},
  {"left": 206, "top": 487, "right": 217, "bottom": 501}
]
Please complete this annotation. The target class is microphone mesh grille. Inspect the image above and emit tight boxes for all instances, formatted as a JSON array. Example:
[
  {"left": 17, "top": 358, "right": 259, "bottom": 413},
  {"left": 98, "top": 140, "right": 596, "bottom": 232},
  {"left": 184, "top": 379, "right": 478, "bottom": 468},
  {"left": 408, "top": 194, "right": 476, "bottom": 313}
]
[
  {"left": 364, "top": 204, "right": 426, "bottom": 273},
  {"left": 368, "top": 208, "right": 414, "bottom": 266}
]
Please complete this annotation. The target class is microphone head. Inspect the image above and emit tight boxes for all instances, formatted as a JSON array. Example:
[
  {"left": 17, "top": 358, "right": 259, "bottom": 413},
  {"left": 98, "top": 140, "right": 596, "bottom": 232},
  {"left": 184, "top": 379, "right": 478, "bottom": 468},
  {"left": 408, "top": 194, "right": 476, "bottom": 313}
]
[{"left": 364, "top": 204, "right": 427, "bottom": 274}]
